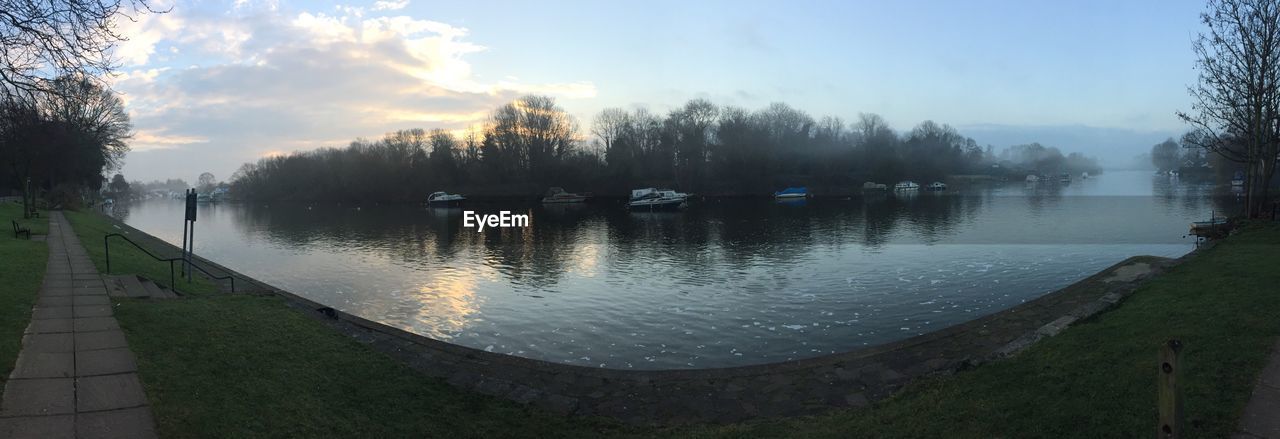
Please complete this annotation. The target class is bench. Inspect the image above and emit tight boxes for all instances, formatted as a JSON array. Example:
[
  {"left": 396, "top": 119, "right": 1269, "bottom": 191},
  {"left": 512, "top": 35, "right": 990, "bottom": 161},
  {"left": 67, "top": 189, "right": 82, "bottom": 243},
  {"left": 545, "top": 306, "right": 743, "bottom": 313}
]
[{"left": 12, "top": 220, "right": 31, "bottom": 239}]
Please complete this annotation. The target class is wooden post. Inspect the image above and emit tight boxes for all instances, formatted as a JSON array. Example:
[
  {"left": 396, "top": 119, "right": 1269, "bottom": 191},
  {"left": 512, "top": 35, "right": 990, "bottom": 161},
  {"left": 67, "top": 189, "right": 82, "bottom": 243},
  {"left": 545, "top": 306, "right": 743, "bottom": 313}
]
[{"left": 1158, "top": 339, "right": 1183, "bottom": 439}]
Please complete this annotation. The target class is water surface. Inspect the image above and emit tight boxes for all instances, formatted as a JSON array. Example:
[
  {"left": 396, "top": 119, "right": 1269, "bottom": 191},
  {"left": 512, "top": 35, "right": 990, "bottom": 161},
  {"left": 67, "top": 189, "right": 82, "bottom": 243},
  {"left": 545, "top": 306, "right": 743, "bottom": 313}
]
[{"left": 110, "top": 171, "right": 1232, "bottom": 369}]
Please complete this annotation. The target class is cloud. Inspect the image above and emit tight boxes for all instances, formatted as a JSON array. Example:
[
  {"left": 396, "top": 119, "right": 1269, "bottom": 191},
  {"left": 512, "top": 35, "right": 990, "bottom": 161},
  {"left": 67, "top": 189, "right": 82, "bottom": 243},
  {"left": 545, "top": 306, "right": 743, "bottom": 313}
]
[
  {"left": 131, "top": 129, "right": 209, "bottom": 152},
  {"left": 372, "top": 0, "right": 410, "bottom": 11},
  {"left": 114, "top": 3, "right": 595, "bottom": 181},
  {"left": 113, "top": 11, "right": 184, "bottom": 65}
]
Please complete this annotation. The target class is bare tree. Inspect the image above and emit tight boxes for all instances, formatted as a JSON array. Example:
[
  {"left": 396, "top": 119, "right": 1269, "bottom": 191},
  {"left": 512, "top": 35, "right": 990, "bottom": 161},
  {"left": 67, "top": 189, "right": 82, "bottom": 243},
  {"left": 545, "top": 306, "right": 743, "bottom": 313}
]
[
  {"left": 197, "top": 172, "right": 215, "bottom": 193},
  {"left": 1178, "top": 0, "right": 1280, "bottom": 217},
  {"left": 484, "top": 95, "right": 579, "bottom": 181},
  {"left": 0, "top": 0, "right": 164, "bottom": 99},
  {"left": 42, "top": 76, "right": 132, "bottom": 170},
  {"left": 591, "top": 107, "right": 628, "bottom": 155}
]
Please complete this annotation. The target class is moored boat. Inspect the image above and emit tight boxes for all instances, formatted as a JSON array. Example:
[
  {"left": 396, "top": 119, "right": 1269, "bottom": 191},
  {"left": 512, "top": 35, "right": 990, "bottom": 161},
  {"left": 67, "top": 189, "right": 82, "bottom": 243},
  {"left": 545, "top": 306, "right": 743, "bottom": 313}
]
[
  {"left": 893, "top": 181, "right": 919, "bottom": 191},
  {"left": 774, "top": 187, "right": 808, "bottom": 199},
  {"left": 1231, "top": 171, "right": 1245, "bottom": 187},
  {"left": 925, "top": 182, "right": 947, "bottom": 191},
  {"left": 427, "top": 191, "right": 466, "bottom": 207},
  {"left": 1059, "top": 173, "right": 1071, "bottom": 183},
  {"left": 542, "top": 187, "right": 589, "bottom": 204},
  {"left": 862, "top": 182, "right": 888, "bottom": 191},
  {"left": 628, "top": 188, "right": 688, "bottom": 211},
  {"left": 1025, "top": 174, "right": 1039, "bottom": 183}
]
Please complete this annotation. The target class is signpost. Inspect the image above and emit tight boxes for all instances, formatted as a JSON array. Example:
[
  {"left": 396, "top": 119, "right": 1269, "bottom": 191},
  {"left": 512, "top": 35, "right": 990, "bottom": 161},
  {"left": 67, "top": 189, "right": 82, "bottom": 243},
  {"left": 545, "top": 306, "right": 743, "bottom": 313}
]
[{"left": 181, "top": 189, "right": 197, "bottom": 282}]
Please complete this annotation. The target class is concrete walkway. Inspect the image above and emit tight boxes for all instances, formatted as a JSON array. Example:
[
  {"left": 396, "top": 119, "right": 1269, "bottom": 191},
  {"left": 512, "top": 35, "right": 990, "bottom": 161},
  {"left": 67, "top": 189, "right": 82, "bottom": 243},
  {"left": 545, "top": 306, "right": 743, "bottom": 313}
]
[
  {"left": 1237, "top": 340, "right": 1280, "bottom": 438},
  {"left": 0, "top": 212, "right": 157, "bottom": 438}
]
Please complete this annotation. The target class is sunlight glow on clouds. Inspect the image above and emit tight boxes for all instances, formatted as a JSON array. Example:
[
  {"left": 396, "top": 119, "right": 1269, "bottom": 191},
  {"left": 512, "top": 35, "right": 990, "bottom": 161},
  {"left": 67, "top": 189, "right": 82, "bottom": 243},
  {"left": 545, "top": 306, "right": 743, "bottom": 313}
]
[
  {"left": 113, "top": 0, "right": 595, "bottom": 181},
  {"left": 131, "top": 129, "right": 209, "bottom": 152}
]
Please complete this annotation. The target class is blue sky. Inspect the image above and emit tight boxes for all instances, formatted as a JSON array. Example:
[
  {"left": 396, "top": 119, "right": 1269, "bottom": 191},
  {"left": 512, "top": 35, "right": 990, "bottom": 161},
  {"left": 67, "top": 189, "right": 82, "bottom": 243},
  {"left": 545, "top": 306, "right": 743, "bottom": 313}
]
[{"left": 114, "top": 0, "right": 1207, "bottom": 181}]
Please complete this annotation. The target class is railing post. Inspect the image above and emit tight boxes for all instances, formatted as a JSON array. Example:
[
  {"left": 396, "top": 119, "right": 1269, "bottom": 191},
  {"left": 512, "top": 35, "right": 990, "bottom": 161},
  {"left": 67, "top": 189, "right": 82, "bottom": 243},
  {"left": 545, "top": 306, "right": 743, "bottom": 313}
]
[
  {"left": 169, "top": 260, "right": 175, "bottom": 292},
  {"left": 104, "top": 235, "right": 111, "bottom": 273},
  {"left": 1158, "top": 339, "right": 1183, "bottom": 439}
]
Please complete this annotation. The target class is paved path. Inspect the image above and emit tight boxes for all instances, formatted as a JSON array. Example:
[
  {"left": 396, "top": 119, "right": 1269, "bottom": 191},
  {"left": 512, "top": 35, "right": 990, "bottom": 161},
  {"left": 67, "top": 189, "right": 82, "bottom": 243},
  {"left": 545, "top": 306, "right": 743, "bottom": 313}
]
[
  {"left": 1237, "top": 339, "right": 1280, "bottom": 438},
  {"left": 0, "top": 212, "right": 157, "bottom": 438}
]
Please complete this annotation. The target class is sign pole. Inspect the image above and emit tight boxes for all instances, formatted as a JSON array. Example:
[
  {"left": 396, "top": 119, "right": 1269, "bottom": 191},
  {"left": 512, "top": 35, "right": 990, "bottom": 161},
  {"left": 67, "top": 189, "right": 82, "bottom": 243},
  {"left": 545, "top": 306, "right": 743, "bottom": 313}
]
[{"left": 183, "top": 189, "right": 197, "bottom": 281}]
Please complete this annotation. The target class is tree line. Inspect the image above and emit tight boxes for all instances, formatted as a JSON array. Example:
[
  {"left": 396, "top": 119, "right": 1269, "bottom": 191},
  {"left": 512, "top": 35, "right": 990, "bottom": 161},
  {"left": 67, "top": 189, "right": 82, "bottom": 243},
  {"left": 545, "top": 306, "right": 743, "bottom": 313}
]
[
  {"left": 231, "top": 96, "right": 1102, "bottom": 202},
  {"left": 0, "top": 0, "right": 156, "bottom": 217},
  {"left": 0, "top": 76, "right": 132, "bottom": 212}
]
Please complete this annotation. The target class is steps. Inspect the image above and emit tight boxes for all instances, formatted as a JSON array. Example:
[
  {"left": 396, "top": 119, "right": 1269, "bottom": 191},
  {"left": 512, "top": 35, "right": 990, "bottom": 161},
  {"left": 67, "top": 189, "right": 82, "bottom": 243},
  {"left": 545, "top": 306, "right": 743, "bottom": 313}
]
[{"left": 105, "top": 274, "right": 180, "bottom": 299}]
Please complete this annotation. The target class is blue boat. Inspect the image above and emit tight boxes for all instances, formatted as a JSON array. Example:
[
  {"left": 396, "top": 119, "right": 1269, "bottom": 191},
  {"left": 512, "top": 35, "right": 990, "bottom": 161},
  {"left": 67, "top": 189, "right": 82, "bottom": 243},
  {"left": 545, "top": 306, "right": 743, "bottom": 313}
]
[{"left": 774, "top": 187, "right": 808, "bottom": 199}]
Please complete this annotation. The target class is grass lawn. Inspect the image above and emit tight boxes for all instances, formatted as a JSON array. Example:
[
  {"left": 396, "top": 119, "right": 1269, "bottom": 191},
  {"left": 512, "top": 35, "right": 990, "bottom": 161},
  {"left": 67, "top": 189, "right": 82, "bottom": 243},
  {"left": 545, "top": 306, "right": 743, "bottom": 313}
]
[
  {"left": 63, "top": 209, "right": 638, "bottom": 438},
  {"left": 0, "top": 201, "right": 47, "bottom": 386},
  {"left": 63, "top": 209, "right": 221, "bottom": 296},
  {"left": 689, "top": 222, "right": 1280, "bottom": 438},
  {"left": 57, "top": 206, "right": 1280, "bottom": 438}
]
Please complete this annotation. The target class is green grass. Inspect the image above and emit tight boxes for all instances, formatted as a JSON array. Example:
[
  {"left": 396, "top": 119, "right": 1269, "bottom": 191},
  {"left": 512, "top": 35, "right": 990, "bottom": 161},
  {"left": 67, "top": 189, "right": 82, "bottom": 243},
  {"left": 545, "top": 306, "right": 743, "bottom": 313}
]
[
  {"left": 0, "top": 202, "right": 48, "bottom": 385},
  {"left": 689, "top": 222, "right": 1280, "bottom": 438},
  {"left": 60, "top": 209, "right": 635, "bottom": 437},
  {"left": 5, "top": 200, "right": 47, "bottom": 235},
  {"left": 55, "top": 208, "right": 1280, "bottom": 438},
  {"left": 63, "top": 209, "right": 221, "bottom": 296},
  {"left": 112, "top": 294, "right": 637, "bottom": 438}
]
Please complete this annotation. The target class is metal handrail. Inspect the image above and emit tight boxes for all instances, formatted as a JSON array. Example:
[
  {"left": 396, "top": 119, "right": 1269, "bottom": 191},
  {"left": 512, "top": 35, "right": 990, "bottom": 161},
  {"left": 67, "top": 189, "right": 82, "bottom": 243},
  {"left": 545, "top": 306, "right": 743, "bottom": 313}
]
[{"left": 104, "top": 233, "right": 237, "bottom": 293}]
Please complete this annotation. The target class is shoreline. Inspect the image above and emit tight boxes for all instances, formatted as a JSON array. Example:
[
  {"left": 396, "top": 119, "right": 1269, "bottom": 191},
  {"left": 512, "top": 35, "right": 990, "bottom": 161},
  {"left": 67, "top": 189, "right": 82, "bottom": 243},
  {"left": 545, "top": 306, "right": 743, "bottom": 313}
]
[{"left": 83, "top": 209, "right": 1187, "bottom": 424}]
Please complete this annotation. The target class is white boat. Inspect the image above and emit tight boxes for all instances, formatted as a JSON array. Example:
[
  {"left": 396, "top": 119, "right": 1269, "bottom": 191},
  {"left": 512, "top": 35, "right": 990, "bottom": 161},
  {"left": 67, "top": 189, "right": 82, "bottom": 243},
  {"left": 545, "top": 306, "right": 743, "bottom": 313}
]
[
  {"left": 1025, "top": 174, "right": 1040, "bottom": 183},
  {"left": 925, "top": 182, "right": 947, "bottom": 191},
  {"left": 774, "top": 187, "right": 808, "bottom": 199},
  {"left": 1232, "top": 171, "right": 1245, "bottom": 187},
  {"left": 1081, "top": 172, "right": 1090, "bottom": 179},
  {"left": 542, "top": 187, "right": 589, "bottom": 204},
  {"left": 427, "top": 191, "right": 466, "bottom": 207},
  {"left": 628, "top": 188, "right": 688, "bottom": 211},
  {"left": 893, "top": 181, "right": 919, "bottom": 191}
]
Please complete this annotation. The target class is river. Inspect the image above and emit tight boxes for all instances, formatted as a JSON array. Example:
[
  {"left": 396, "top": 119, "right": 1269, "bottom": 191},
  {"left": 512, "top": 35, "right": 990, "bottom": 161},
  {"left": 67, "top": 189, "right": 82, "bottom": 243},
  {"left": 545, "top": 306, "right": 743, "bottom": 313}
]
[{"left": 108, "top": 170, "right": 1234, "bottom": 369}]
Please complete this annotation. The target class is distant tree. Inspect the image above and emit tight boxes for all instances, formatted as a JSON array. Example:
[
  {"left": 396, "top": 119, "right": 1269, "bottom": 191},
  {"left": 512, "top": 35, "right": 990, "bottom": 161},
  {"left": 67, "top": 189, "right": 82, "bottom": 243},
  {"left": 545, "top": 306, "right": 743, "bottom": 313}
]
[
  {"left": 855, "top": 113, "right": 901, "bottom": 183},
  {"left": 1178, "top": 0, "right": 1280, "bottom": 217},
  {"left": 428, "top": 129, "right": 459, "bottom": 184},
  {"left": 461, "top": 126, "right": 481, "bottom": 164},
  {"left": 1151, "top": 138, "right": 1181, "bottom": 171},
  {"left": 107, "top": 173, "right": 129, "bottom": 195},
  {"left": 197, "top": 172, "right": 216, "bottom": 193},
  {"left": 226, "top": 97, "right": 1099, "bottom": 201},
  {"left": 592, "top": 108, "right": 628, "bottom": 159},
  {"left": 1, "top": 75, "right": 131, "bottom": 216},
  {"left": 668, "top": 99, "right": 718, "bottom": 188},
  {"left": 484, "top": 95, "right": 579, "bottom": 182}
]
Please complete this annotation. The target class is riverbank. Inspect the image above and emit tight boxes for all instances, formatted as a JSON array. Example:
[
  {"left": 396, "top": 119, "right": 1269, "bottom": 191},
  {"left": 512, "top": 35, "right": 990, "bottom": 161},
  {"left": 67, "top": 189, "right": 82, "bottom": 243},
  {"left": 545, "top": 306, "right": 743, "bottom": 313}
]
[
  {"left": 693, "top": 221, "right": 1280, "bottom": 437},
  {"left": 38, "top": 208, "right": 1280, "bottom": 437},
  {"left": 60, "top": 209, "right": 635, "bottom": 437}
]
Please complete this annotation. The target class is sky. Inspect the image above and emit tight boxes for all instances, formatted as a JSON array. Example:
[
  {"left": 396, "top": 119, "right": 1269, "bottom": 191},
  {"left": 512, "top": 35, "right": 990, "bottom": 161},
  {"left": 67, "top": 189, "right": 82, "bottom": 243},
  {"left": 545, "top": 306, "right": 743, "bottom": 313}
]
[{"left": 111, "top": 0, "right": 1208, "bottom": 182}]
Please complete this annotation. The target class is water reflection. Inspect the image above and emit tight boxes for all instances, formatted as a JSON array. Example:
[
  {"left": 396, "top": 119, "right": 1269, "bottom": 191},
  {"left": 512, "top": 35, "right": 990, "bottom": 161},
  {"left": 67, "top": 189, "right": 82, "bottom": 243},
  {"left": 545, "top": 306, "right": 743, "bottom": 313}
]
[{"left": 108, "top": 171, "right": 1239, "bottom": 368}]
